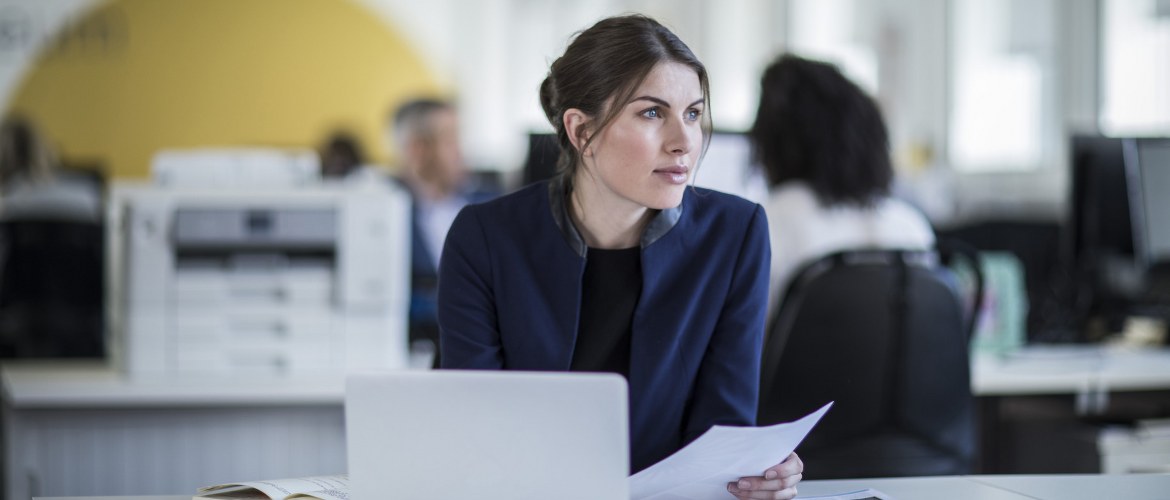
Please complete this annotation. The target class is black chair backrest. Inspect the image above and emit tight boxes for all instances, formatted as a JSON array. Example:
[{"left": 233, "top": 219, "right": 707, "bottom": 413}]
[
  {"left": 0, "top": 219, "right": 105, "bottom": 358},
  {"left": 758, "top": 249, "right": 975, "bottom": 479},
  {"left": 937, "top": 237, "right": 984, "bottom": 341}
]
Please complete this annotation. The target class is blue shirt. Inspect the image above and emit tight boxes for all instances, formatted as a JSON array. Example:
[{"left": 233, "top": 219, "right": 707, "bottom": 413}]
[
  {"left": 438, "top": 177, "right": 770, "bottom": 472},
  {"left": 401, "top": 179, "right": 497, "bottom": 345}
]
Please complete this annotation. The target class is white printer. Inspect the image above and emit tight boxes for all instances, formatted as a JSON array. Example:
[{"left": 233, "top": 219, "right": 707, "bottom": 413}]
[{"left": 108, "top": 149, "right": 410, "bottom": 377}]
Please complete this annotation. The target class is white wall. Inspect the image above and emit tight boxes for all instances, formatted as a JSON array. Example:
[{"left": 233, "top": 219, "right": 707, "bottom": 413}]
[{"left": 357, "top": 0, "right": 790, "bottom": 174}]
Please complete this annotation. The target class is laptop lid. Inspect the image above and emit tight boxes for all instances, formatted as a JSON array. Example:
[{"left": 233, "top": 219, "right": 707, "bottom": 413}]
[{"left": 346, "top": 370, "right": 629, "bottom": 500}]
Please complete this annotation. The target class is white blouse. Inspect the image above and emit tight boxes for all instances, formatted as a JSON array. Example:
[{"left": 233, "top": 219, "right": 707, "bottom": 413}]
[{"left": 763, "top": 180, "right": 936, "bottom": 317}]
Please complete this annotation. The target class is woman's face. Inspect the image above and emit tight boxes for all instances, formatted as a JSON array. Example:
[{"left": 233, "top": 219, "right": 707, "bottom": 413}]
[{"left": 579, "top": 61, "right": 704, "bottom": 211}]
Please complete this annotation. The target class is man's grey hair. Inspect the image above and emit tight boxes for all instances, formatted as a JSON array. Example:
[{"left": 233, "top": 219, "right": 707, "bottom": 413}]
[{"left": 391, "top": 98, "right": 453, "bottom": 149}]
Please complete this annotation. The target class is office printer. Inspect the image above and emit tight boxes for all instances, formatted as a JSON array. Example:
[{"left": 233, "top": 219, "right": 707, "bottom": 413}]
[{"left": 109, "top": 148, "right": 410, "bottom": 377}]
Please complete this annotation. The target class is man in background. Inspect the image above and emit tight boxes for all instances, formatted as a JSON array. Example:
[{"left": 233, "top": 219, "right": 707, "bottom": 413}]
[{"left": 390, "top": 98, "right": 497, "bottom": 366}]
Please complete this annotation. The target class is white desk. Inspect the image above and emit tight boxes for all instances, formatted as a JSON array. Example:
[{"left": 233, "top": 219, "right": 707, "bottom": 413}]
[
  {"left": 2, "top": 361, "right": 349, "bottom": 500},
  {"left": 795, "top": 475, "right": 1036, "bottom": 499},
  {"left": 796, "top": 473, "right": 1170, "bottom": 499},
  {"left": 29, "top": 474, "right": 1170, "bottom": 500},
  {"left": 10, "top": 346, "right": 1170, "bottom": 499},
  {"left": 971, "top": 473, "right": 1170, "bottom": 499},
  {"left": 972, "top": 344, "right": 1170, "bottom": 399},
  {"left": 970, "top": 345, "right": 1170, "bottom": 474}
]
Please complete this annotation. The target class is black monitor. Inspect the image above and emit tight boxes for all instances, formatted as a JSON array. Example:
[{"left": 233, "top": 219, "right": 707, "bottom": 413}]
[
  {"left": 1066, "top": 135, "right": 1137, "bottom": 334},
  {"left": 1069, "top": 136, "right": 1134, "bottom": 262},
  {"left": 1067, "top": 135, "right": 1170, "bottom": 334},
  {"left": 521, "top": 133, "right": 561, "bottom": 187}
]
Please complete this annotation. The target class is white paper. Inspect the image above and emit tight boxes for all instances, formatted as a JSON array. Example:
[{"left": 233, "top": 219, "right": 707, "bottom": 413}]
[
  {"left": 197, "top": 474, "right": 349, "bottom": 500},
  {"left": 629, "top": 402, "right": 833, "bottom": 500},
  {"left": 795, "top": 488, "right": 892, "bottom": 500}
]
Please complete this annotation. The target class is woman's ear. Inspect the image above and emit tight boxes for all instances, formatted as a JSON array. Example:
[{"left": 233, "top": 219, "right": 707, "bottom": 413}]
[{"left": 563, "top": 108, "right": 592, "bottom": 157}]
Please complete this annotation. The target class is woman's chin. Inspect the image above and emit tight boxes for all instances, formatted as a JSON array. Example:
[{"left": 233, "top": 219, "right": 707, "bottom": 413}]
[{"left": 640, "top": 187, "right": 686, "bottom": 211}]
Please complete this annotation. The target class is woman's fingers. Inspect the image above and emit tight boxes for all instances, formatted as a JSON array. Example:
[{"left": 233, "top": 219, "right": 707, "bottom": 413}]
[
  {"left": 727, "top": 475, "right": 801, "bottom": 499},
  {"left": 728, "top": 483, "right": 798, "bottom": 499},
  {"left": 765, "top": 452, "right": 804, "bottom": 480}
]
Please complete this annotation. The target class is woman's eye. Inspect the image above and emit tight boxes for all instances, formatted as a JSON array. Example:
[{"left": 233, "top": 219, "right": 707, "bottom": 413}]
[
  {"left": 641, "top": 107, "right": 660, "bottom": 119},
  {"left": 686, "top": 108, "right": 702, "bottom": 121}
]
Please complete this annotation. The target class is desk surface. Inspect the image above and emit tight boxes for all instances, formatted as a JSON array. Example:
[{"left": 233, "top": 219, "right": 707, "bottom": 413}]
[
  {"left": 1, "top": 360, "right": 346, "bottom": 408},
  {"left": 971, "top": 473, "right": 1170, "bottom": 499},
  {"left": 797, "top": 473, "right": 1170, "bottom": 499},
  {"left": 7, "top": 345, "right": 1170, "bottom": 408},
  {"left": 971, "top": 344, "right": 1170, "bottom": 395},
  {"left": 32, "top": 474, "right": 1170, "bottom": 500}
]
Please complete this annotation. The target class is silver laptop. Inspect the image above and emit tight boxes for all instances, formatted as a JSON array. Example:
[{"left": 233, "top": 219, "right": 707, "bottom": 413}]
[{"left": 346, "top": 370, "right": 629, "bottom": 500}]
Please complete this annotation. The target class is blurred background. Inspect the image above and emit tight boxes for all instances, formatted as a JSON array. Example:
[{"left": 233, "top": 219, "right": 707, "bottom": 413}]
[
  {"left": 0, "top": 0, "right": 1168, "bottom": 498},
  {"left": 0, "top": 0, "right": 1163, "bottom": 219}
]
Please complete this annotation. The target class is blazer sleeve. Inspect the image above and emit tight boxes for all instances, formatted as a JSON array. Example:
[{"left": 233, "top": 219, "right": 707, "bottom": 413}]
[
  {"left": 683, "top": 204, "right": 770, "bottom": 441},
  {"left": 437, "top": 205, "right": 504, "bottom": 369}
]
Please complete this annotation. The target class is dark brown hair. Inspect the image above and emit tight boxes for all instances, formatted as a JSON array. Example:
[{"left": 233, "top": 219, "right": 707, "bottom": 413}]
[
  {"left": 749, "top": 54, "right": 893, "bottom": 207},
  {"left": 539, "top": 14, "right": 711, "bottom": 178},
  {"left": 0, "top": 115, "right": 58, "bottom": 184}
]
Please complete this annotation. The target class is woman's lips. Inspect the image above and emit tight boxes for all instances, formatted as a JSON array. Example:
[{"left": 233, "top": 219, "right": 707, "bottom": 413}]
[{"left": 654, "top": 165, "right": 689, "bottom": 184}]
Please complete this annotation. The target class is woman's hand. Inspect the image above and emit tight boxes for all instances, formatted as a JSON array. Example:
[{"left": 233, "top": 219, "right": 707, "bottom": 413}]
[{"left": 726, "top": 452, "right": 803, "bottom": 499}]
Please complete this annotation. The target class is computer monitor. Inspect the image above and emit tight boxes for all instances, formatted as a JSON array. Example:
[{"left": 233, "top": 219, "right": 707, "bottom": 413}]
[
  {"left": 521, "top": 133, "right": 561, "bottom": 187},
  {"left": 693, "top": 131, "right": 769, "bottom": 205},
  {"left": 1068, "top": 135, "right": 1133, "bottom": 266},
  {"left": 1068, "top": 135, "right": 1170, "bottom": 333},
  {"left": 1066, "top": 135, "right": 1140, "bottom": 335},
  {"left": 1125, "top": 138, "right": 1170, "bottom": 271}
]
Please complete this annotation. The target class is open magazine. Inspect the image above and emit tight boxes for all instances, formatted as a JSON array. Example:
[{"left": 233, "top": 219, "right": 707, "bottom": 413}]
[{"left": 194, "top": 474, "right": 348, "bottom": 500}]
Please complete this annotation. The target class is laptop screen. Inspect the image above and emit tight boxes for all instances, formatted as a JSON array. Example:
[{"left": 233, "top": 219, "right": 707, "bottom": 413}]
[{"left": 345, "top": 370, "right": 629, "bottom": 500}]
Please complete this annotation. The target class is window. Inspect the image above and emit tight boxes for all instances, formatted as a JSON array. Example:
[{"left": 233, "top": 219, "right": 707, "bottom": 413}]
[
  {"left": 787, "top": 0, "right": 880, "bottom": 95},
  {"left": 1100, "top": 0, "right": 1170, "bottom": 136},
  {"left": 949, "top": 0, "right": 1058, "bottom": 172}
]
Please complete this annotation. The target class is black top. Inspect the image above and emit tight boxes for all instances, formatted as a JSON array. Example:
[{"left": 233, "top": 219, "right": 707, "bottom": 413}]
[{"left": 570, "top": 246, "right": 642, "bottom": 378}]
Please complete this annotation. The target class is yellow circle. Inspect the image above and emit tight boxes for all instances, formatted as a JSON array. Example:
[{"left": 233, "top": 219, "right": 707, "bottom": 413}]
[{"left": 6, "top": 0, "right": 440, "bottom": 179}]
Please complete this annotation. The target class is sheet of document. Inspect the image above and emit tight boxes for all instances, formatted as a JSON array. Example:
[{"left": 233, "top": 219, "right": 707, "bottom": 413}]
[
  {"left": 795, "top": 488, "right": 892, "bottom": 500},
  {"left": 197, "top": 474, "right": 349, "bottom": 500},
  {"left": 629, "top": 402, "right": 832, "bottom": 500}
]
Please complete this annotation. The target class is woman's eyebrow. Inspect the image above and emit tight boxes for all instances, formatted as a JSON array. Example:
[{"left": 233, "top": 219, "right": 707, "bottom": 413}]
[{"left": 630, "top": 96, "right": 706, "bottom": 108}]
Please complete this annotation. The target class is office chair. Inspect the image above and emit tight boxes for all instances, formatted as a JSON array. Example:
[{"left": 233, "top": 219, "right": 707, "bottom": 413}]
[
  {"left": 0, "top": 219, "right": 105, "bottom": 358},
  {"left": 758, "top": 248, "right": 979, "bottom": 479}
]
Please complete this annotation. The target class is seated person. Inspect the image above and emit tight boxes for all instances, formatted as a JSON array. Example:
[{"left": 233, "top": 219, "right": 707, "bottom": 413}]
[
  {"left": 388, "top": 99, "right": 496, "bottom": 362},
  {"left": 0, "top": 116, "right": 104, "bottom": 358},
  {"left": 318, "top": 131, "right": 368, "bottom": 180},
  {"left": 748, "top": 54, "right": 935, "bottom": 314},
  {"left": 0, "top": 116, "right": 101, "bottom": 223},
  {"left": 439, "top": 15, "right": 803, "bottom": 498}
]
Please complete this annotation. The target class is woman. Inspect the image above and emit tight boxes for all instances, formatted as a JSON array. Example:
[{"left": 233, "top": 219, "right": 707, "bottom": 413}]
[
  {"left": 0, "top": 116, "right": 101, "bottom": 222},
  {"left": 439, "top": 14, "right": 803, "bottom": 500},
  {"left": 749, "top": 54, "right": 935, "bottom": 314}
]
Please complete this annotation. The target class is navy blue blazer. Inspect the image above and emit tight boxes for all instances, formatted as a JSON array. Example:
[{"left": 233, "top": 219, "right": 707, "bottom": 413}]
[{"left": 438, "top": 178, "right": 770, "bottom": 473}]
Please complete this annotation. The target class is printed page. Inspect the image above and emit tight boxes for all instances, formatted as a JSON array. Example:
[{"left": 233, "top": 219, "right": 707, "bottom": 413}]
[
  {"left": 629, "top": 403, "right": 832, "bottom": 500},
  {"left": 197, "top": 474, "right": 349, "bottom": 500},
  {"left": 795, "top": 488, "right": 892, "bottom": 500}
]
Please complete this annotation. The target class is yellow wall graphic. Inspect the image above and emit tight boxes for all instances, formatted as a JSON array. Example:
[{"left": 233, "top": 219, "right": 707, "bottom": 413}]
[{"left": 6, "top": 0, "right": 439, "bottom": 179}]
